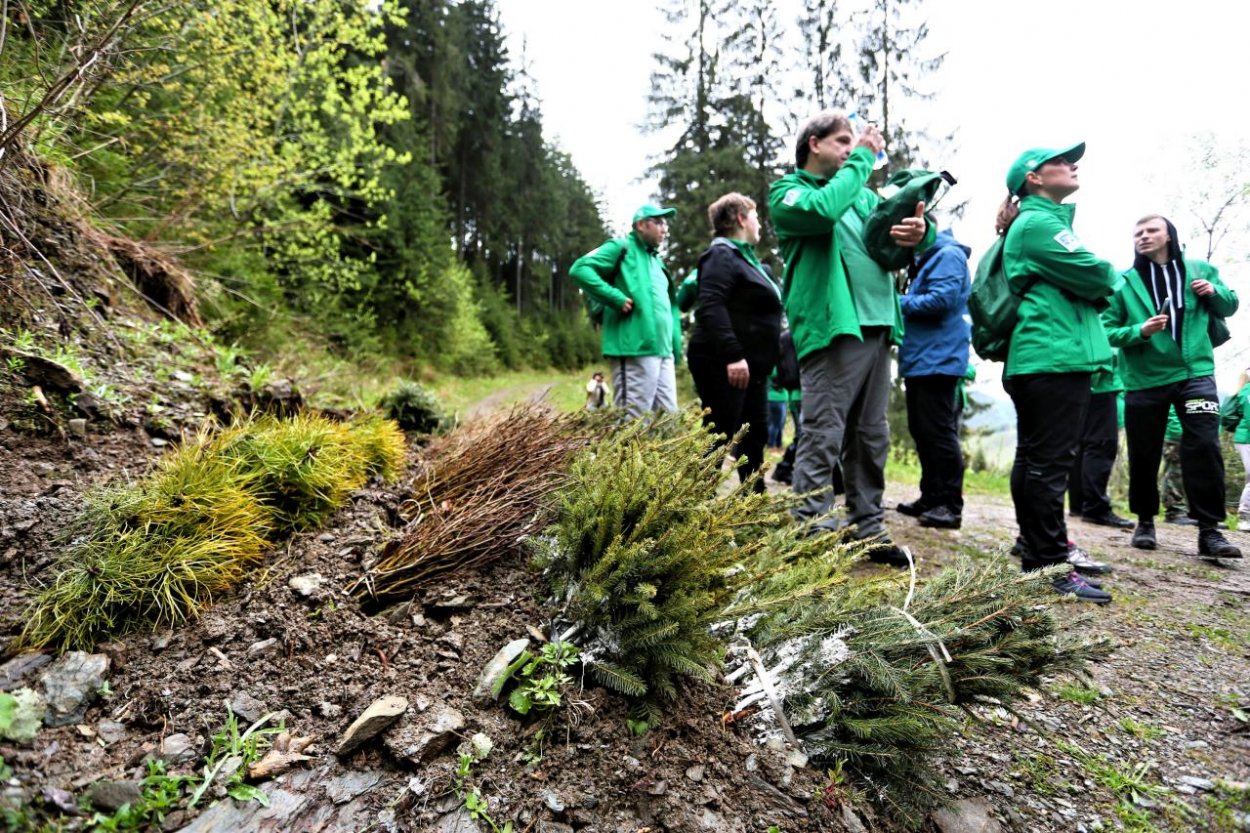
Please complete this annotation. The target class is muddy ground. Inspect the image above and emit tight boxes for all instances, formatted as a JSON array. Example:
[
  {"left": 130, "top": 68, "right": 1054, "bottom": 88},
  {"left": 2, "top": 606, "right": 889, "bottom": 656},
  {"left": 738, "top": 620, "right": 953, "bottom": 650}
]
[{"left": 2, "top": 407, "right": 1249, "bottom": 832}]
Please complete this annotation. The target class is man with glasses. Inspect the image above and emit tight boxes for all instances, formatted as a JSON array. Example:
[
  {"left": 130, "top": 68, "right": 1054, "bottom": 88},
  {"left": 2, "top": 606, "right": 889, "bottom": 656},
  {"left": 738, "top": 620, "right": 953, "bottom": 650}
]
[{"left": 570, "top": 204, "right": 680, "bottom": 417}]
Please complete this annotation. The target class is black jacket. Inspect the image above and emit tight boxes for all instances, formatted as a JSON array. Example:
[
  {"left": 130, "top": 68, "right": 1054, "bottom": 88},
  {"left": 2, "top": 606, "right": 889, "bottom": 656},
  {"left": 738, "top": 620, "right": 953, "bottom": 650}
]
[{"left": 687, "top": 239, "right": 783, "bottom": 376}]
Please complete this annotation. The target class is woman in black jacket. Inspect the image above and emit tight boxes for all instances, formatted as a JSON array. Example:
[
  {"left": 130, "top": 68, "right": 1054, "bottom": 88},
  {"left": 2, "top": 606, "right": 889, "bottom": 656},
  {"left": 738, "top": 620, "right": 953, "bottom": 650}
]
[{"left": 687, "top": 193, "right": 784, "bottom": 489}]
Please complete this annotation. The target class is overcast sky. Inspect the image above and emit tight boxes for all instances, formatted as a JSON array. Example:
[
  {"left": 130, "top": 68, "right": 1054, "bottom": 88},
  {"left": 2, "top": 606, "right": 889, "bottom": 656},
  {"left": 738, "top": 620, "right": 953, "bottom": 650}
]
[{"left": 495, "top": 0, "right": 1250, "bottom": 381}]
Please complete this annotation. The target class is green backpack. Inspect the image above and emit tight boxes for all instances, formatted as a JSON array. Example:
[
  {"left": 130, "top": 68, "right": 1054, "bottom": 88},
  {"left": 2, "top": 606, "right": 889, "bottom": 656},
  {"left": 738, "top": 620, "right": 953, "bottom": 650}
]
[
  {"left": 583, "top": 244, "right": 629, "bottom": 327},
  {"left": 968, "top": 236, "right": 1035, "bottom": 362}
]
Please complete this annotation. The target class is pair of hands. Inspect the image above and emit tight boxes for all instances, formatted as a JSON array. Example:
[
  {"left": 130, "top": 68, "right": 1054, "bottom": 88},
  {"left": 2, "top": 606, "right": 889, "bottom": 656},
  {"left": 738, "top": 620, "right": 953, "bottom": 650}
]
[{"left": 1140, "top": 280, "right": 1216, "bottom": 337}]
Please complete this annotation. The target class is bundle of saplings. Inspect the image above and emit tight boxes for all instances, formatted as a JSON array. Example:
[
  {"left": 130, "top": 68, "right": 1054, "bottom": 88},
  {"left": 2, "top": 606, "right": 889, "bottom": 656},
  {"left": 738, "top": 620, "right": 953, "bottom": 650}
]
[
  {"left": 533, "top": 409, "right": 1110, "bottom": 827},
  {"left": 354, "top": 403, "right": 592, "bottom": 603},
  {"left": 18, "top": 413, "right": 406, "bottom": 651}
]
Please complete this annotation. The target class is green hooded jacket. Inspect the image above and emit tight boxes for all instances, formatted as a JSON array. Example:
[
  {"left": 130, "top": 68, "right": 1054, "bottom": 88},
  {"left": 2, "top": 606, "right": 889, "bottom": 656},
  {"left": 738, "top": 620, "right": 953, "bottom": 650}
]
[
  {"left": 569, "top": 231, "right": 675, "bottom": 358},
  {"left": 769, "top": 147, "right": 932, "bottom": 360},
  {"left": 1002, "top": 196, "right": 1118, "bottom": 379},
  {"left": 1101, "top": 259, "right": 1237, "bottom": 391},
  {"left": 1221, "top": 382, "right": 1250, "bottom": 443}
]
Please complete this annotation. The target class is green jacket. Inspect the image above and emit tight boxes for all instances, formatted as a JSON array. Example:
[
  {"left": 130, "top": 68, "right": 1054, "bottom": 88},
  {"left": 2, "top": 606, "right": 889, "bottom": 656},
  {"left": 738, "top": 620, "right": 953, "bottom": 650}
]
[
  {"left": 1002, "top": 196, "right": 1118, "bottom": 378},
  {"left": 1091, "top": 350, "right": 1124, "bottom": 395},
  {"left": 1222, "top": 383, "right": 1250, "bottom": 443},
  {"left": 570, "top": 231, "right": 675, "bottom": 358},
  {"left": 1101, "top": 259, "right": 1238, "bottom": 391},
  {"left": 770, "top": 148, "right": 926, "bottom": 360}
]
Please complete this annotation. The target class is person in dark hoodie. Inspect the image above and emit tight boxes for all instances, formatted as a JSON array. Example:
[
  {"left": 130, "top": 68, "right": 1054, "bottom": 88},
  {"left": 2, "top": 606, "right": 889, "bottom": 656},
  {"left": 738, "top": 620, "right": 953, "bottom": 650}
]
[
  {"left": 1102, "top": 214, "right": 1241, "bottom": 559},
  {"left": 687, "top": 192, "right": 784, "bottom": 489},
  {"left": 895, "top": 229, "right": 971, "bottom": 529}
]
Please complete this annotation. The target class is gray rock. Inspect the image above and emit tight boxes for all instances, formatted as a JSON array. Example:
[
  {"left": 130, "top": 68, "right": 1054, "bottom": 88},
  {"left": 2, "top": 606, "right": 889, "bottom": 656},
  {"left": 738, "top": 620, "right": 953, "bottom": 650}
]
[
  {"left": 150, "top": 437, "right": 168, "bottom": 448},
  {"left": 228, "top": 692, "right": 268, "bottom": 725},
  {"left": 437, "top": 808, "right": 483, "bottom": 833},
  {"left": 96, "top": 719, "right": 126, "bottom": 745},
  {"left": 156, "top": 732, "right": 199, "bottom": 764},
  {"left": 247, "top": 638, "right": 280, "bottom": 656},
  {"left": 68, "top": 418, "right": 87, "bottom": 437},
  {"left": 337, "top": 696, "right": 409, "bottom": 755},
  {"left": 288, "top": 573, "right": 325, "bottom": 598},
  {"left": 87, "top": 780, "right": 143, "bottom": 812},
  {"left": 686, "top": 764, "right": 705, "bottom": 782},
  {"left": 932, "top": 797, "right": 1004, "bottom": 833},
  {"left": 536, "top": 823, "right": 574, "bottom": 833},
  {"left": 382, "top": 703, "right": 465, "bottom": 764},
  {"left": 472, "top": 639, "right": 530, "bottom": 702},
  {"left": 1178, "top": 776, "right": 1215, "bottom": 792},
  {"left": 0, "top": 653, "right": 51, "bottom": 690},
  {"left": 1184, "top": 740, "right": 1211, "bottom": 750},
  {"left": 841, "top": 804, "right": 870, "bottom": 833},
  {"left": 700, "top": 809, "right": 726, "bottom": 830},
  {"left": 318, "top": 702, "right": 343, "bottom": 719},
  {"left": 41, "top": 787, "right": 77, "bottom": 814},
  {"left": 543, "top": 791, "right": 565, "bottom": 813},
  {"left": 786, "top": 750, "right": 809, "bottom": 769},
  {"left": 39, "top": 651, "right": 110, "bottom": 727},
  {"left": 325, "top": 771, "right": 385, "bottom": 805},
  {"left": 647, "top": 779, "right": 668, "bottom": 796}
]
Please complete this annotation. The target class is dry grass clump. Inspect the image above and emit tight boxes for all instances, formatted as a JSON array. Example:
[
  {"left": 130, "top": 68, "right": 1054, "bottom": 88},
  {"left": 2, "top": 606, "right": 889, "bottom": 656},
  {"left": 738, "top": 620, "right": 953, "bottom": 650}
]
[
  {"left": 353, "top": 403, "right": 590, "bottom": 604},
  {"left": 18, "top": 413, "right": 406, "bottom": 651}
]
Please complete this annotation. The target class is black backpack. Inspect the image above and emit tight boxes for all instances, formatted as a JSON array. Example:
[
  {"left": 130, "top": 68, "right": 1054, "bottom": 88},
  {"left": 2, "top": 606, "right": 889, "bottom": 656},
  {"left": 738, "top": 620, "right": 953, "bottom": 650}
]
[{"left": 775, "top": 329, "right": 801, "bottom": 391}]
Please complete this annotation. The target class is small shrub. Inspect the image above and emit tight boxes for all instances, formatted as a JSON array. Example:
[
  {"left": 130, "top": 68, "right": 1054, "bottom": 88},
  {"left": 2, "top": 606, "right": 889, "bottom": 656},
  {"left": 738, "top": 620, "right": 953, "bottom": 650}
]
[
  {"left": 346, "top": 415, "right": 407, "bottom": 481},
  {"left": 379, "top": 380, "right": 449, "bottom": 434}
]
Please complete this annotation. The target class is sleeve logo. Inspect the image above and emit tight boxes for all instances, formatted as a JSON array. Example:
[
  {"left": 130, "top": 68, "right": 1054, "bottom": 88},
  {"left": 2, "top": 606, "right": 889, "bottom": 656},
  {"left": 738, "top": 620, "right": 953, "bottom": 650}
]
[
  {"left": 782, "top": 188, "right": 801, "bottom": 207},
  {"left": 1053, "top": 230, "right": 1082, "bottom": 252}
]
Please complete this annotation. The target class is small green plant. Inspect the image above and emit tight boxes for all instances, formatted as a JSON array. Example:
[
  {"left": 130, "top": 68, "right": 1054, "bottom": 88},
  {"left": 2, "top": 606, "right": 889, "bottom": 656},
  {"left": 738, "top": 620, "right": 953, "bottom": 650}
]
[
  {"left": 453, "top": 734, "right": 513, "bottom": 833},
  {"left": 1053, "top": 682, "right": 1102, "bottom": 706},
  {"left": 188, "top": 706, "right": 284, "bottom": 808},
  {"left": 1117, "top": 717, "right": 1163, "bottom": 741},
  {"left": 503, "top": 641, "right": 579, "bottom": 716},
  {"left": 1013, "top": 751, "right": 1064, "bottom": 796},
  {"left": 247, "top": 363, "right": 275, "bottom": 393},
  {"left": 5, "top": 354, "right": 24, "bottom": 374},
  {"left": 379, "top": 380, "right": 449, "bottom": 434}
]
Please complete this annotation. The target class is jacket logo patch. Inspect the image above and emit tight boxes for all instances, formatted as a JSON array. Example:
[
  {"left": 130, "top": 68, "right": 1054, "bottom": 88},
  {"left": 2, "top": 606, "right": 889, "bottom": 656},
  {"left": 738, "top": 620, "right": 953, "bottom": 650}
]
[
  {"left": 782, "top": 188, "right": 801, "bottom": 207},
  {"left": 1053, "top": 230, "right": 1082, "bottom": 252},
  {"left": 1185, "top": 398, "right": 1220, "bottom": 415}
]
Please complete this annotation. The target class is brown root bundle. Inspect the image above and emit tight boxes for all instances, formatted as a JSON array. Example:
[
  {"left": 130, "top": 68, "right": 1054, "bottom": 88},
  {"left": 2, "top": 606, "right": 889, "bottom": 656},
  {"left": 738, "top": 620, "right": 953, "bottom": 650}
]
[
  {"left": 81, "top": 226, "right": 202, "bottom": 326},
  {"left": 352, "top": 403, "right": 591, "bottom": 603}
]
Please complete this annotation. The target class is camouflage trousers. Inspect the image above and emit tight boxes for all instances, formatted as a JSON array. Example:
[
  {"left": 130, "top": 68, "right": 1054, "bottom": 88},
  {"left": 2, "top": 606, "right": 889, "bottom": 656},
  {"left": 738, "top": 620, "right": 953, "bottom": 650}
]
[{"left": 1160, "top": 439, "right": 1185, "bottom": 516}]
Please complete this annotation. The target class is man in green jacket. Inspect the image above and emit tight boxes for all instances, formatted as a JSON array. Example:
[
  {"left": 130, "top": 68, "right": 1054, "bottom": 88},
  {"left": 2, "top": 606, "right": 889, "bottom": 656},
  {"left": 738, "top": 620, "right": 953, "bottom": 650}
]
[
  {"left": 1102, "top": 215, "right": 1241, "bottom": 558},
  {"left": 570, "top": 204, "right": 680, "bottom": 417},
  {"left": 769, "top": 111, "right": 928, "bottom": 565}
]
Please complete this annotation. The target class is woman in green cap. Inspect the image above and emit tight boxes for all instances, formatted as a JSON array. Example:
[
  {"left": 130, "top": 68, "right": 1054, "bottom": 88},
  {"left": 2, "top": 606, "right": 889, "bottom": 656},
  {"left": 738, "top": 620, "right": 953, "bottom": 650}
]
[{"left": 996, "top": 142, "right": 1120, "bottom": 604}]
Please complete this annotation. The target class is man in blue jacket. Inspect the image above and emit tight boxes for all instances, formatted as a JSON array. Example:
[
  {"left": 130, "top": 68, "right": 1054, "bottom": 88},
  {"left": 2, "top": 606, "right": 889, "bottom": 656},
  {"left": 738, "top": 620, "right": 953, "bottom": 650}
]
[{"left": 896, "top": 229, "right": 971, "bottom": 529}]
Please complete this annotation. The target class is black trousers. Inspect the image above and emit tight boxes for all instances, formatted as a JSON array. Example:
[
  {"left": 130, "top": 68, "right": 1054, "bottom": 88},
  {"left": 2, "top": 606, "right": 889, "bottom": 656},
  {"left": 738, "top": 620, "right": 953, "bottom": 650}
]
[
  {"left": 689, "top": 351, "right": 769, "bottom": 490},
  {"left": 904, "top": 374, "right": 964, "bottom": 512},
  {"left": 1124, "top": 376, "right": 1225, "bottom": 527},
  {"left": 1007, "top": 372, "right": 1091, "bottom": 568},
  {"left": 1068, "top": 391, "right": 1119, "bottom": 517}
]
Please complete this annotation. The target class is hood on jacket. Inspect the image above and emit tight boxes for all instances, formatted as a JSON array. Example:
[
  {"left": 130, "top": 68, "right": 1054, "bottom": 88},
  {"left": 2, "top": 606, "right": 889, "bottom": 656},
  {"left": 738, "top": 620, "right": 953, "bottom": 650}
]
[
  {"left": 919, "top": 229, "right": 972, "bottom": 264},
  {"left": 1132, "top": 216, "right": 1185, "bottom": 279}
]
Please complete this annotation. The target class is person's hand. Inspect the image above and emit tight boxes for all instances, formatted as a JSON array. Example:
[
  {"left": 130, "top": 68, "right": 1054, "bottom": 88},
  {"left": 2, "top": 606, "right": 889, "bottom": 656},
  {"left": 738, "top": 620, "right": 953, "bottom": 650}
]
[
  {"left": 726, "top": 359, "right": 750, "bottom": 389},
  {"left": 855, "top": 124, "right": 884, "bottom": 155},
  {"left": 620, "top": 297, "right": 634, "bottom": 314},
  {"left": 1192, "top": 279, "right": 1215, "bottom": 297},
  {"left": 1141, "top": 314, "right": 1170, "bottom": 338},
  {"left": 889, "top": 201, "right": 927, "bottom": 248}
]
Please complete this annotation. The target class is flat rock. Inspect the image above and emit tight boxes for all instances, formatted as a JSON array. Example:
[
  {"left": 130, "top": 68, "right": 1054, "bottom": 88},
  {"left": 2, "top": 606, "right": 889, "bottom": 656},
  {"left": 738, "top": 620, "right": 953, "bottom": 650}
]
[
  {"left": 337, "top": 695, "right": 409, "bottom": 755},
  {"left": 0, "top": 653, "right": 51, "bottom": 690},
  {"left": 472, "top": 638, "right": 530, "bottom": 702},
  {"left": 288, "top": 573, "right": 325, "bottom": 598},
  {"left": 4, "top": 350, "right": 83, "bottom": 392},
  {"left": 382, "top": 703, "right": 465, "bottom": 765},
  {"left": 932, "top": 797, "right": 1003, "bottom": 833},
  {"left": 1178, "top": 776, "right": 1215, "bottom": 791},
  {"left": 228, "top": 691, "right": 268, "bottom": 725},
  {"left": 87, "top": 780, "right": 143, "bottom": 812},
  {"left": 324, "top": 770, "right": 385, "bottom": 805},
  {"left": 39, "top": 651, "right": 110, "bottom": 727},
  {"left": 436, "top": 808, "right": 483, "bottom": 833},
  {"left": 155, "top": 732, "right": 199, "bottom": 764},
  {"left": 96, "top": 719, "right": 127, "bottom": 745}
]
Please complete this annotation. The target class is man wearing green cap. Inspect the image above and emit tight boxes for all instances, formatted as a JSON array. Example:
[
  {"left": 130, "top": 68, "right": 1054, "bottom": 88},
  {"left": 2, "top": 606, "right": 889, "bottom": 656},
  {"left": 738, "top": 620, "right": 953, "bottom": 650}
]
[
  {"left": 570, "top": 204, "right": 680, "bottom": 417},
  {"left": 997, "top": 141, "right": 1120, "bottom": 603},
  {"left": 769, "top": 111, "right": 929, "bottom": 565}
]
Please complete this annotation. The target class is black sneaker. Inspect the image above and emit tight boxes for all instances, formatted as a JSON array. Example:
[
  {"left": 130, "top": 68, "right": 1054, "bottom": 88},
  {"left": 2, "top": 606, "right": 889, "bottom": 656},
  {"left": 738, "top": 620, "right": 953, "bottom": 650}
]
[
  {"left": 918, "top": 505, "right": 962, "bottom": 529},
  {"left": 771, "top": 463, "right": 793, "bottom": 484},
  {"left": 1165, "top": 512, "right": 1200, "bottom": 527},
  {"left": 862, "top": 536, "right": 911, "bottom": 568},
  {"left": 1052, "top": 570, "right": 1113, "bottom": 604},
  {"left": 1066, "top": 543, "right": 1114, "bottom": 575},
  {"left": 1082, "top": 511, "right": 1135, "bottom": 529},
  {"left": 896, "top": 498, "right": 931, "bottom": 518},
  {"left": 1132, "top": 520, "right": 1157, "bottom": 550},
  {"left": 1197, "top": 528, "right": 1243, "bottom": 559}
]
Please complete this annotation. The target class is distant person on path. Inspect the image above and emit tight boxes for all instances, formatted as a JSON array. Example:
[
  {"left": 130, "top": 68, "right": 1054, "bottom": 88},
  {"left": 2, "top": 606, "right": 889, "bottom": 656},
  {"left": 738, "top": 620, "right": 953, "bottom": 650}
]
[
  {"left": 686, "top": 193, "right": 783, "bottom": 489},
  {"left": 896, "top": 227, "right": 972, "bottom": 530},
  {"left": 1068, "top": 354, "right": 1134, "bottom": 528},
  {"left": 1221, "top": 368, "right": 1250, "bottom": 527},
  {"left": 585, "top": 371, "right": 610, "bottom": 411},
  {"left": 998, "top": 141, "right": 1119, "bottom": 603},
  {"left": 570, "top": 204, "right": 680, "bottom": 417},
  {"left": 1103, "top": 214, "right": 1241, "bottom": 559},
  {"left": 770, "top": 111, "right": 930, "bottom": 566},
  {"left": 1159, "top": 407, "right": 1194, "bottom": 525}
]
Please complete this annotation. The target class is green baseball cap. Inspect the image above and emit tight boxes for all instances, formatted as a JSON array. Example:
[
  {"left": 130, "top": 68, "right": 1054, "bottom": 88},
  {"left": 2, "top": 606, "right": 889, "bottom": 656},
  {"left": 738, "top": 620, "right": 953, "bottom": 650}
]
[
  {"left": 632, "top": 203, "right": 676, "bottom": 224},
  {"left": 1005, "top": 141, "right": 1085, "bottom": 195}
]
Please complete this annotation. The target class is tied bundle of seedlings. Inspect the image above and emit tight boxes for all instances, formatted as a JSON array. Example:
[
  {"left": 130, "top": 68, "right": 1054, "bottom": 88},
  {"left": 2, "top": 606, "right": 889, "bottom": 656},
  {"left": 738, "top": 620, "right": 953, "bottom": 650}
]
[
  {"left": 19, "top": 414, "right": 407, "bottom": 651},
  {"left": 532, "top": 409, "right": 892, "bottom": 721},
  {"left": 735, "top": 559, "right": 1112, "bottom": 828},
  {"left": 354, "top": 403, "right": 590, "bottom": 603}
]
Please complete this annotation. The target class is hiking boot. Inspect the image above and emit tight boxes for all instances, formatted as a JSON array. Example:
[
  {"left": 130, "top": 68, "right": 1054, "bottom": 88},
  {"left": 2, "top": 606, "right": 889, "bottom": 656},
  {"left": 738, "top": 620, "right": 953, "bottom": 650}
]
[
  {"left": 861, "top": 535, "right": 911, "bottom": 568},
  {"left": 1131, "top": 520, "right": 1157, "bottom": 550},
  {"left": 918, "top": 505, "right": 962, "bottom": 529},
  {"left": 1067, "top": 543, "right": 1113, "bottom": 575},
  {"left": 771, "top": 463, "right": 793, "bottom": 484},
  {"left": 1197, "top": 528, "right": 1243, "bottom": 559},
  {"left": 1081, "top": 511, "right": 1135, "bottom": 529},
  {"left": 1165, "top": 512, "right": 1199, "bottom": 527},
  {"left": 895, "top": 498, "right": 931, "bottom": 518},
  {"left": 1010, "top": 536, "right": 1028, "bottom": 558},
  {"left": 1052, "top": 571, "right": 1113, "bottom": 604}
]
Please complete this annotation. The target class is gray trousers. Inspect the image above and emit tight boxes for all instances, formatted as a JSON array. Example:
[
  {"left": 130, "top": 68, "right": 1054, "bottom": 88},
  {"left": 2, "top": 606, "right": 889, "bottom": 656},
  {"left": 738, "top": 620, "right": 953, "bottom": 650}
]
[
  {"left": 611, "top": 355, "right": 678, "bottom": 418},
  {"left": 792, "top": 328, "right": 892, "bottom": 536}
]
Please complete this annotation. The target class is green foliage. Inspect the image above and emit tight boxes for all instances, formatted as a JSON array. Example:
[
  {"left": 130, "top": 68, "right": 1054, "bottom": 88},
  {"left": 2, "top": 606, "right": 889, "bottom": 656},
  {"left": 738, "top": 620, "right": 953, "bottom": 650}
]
[
  {"left": 379, "top": 381, "right": 450, "bottom": 434},
  {"left": 1054, "top": 682, "right": 1102, "bottom": 706},
  {"left": 188, "top": 708, "right": 283, "bottom": 809},
  {"left": 452, "top": 734, "right": 513, "bottom": 833},
  {"left": 503, "top": 642, "right": 579, "bottom": 717}
]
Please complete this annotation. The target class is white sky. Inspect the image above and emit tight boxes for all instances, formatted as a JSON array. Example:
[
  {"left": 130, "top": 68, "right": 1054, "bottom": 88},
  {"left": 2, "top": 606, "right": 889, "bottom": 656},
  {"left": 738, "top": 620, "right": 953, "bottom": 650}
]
[{"left": 496, "top": 0, "right": 1250, "bottom": 381}]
